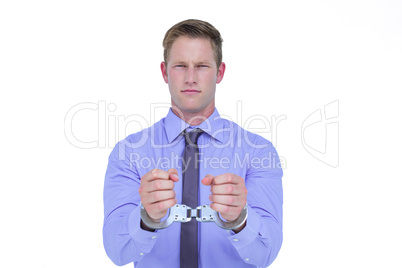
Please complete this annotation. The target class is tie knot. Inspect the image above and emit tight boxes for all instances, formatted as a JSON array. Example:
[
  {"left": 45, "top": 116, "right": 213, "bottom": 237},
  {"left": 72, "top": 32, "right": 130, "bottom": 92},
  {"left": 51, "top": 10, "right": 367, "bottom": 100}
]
[{"left": 184, "top": 128, "right": 203, "bottom": 145}]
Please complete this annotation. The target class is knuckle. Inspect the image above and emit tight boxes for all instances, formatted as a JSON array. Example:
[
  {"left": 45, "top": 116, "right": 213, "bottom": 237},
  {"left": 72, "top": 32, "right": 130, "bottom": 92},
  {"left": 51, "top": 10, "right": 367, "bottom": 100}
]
[
  {"left": 153, "top": 191, "right": 160, "bottom": 200},
  {"left": 150, "top": 171, "right": 157, "bottom": 179},
  {"left": 154, "top": 181, "right": 162, "bottom": 190},
  {"left": 157, "top": 202, "right": 165, "bottom": 211},
  {"left": 226, "top": 185, "right": 233, "bottom": 193}
]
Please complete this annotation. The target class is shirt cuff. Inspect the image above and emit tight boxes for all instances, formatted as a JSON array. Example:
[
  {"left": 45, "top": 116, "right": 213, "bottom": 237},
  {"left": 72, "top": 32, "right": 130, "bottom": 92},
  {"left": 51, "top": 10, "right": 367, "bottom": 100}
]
[
  {"left": 128, "top": 205, "right": 163, "bottom": 254},
  {"left": 227, "top": 205, "right": 262, "bottom": 249}
]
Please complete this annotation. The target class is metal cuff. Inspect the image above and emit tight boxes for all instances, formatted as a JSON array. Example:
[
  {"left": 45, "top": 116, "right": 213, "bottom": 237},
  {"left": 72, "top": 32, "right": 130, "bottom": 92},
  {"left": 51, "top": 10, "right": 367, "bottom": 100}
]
[{"left": 140, "top": 203, "right": 248, "bottom": 230}]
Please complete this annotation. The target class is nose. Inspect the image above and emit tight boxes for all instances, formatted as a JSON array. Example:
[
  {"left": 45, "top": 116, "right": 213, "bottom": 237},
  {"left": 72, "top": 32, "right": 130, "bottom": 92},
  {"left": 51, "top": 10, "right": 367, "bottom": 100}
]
[{"left": 185, "top": 67, "right": 197, "bottom": 85}]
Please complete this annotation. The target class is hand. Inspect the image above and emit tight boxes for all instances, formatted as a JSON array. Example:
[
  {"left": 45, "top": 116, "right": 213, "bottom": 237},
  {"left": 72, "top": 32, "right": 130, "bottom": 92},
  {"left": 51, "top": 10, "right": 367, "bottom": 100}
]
[
  {"left": 201, "top": 173, "right": 248, "bottom": 232},
  {"left": 139, "top": 168, "right": 179, "bottom": 223}
]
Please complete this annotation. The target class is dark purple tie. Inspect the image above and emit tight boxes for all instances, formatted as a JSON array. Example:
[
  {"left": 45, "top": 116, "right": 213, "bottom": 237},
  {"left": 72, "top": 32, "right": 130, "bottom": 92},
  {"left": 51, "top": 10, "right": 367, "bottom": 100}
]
[{"left": 180, "top": 129, "right": 203, "bottom": 268}]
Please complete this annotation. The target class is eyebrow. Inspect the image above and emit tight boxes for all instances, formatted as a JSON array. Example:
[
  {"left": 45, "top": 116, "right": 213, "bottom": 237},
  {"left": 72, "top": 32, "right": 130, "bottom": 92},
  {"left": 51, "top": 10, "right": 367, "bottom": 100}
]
[
  {"left": 171, "top": 61, "right": 212, "bottom": 65},
  {"left": 171, "top": 61, "right": 187, "bottom": 65}
]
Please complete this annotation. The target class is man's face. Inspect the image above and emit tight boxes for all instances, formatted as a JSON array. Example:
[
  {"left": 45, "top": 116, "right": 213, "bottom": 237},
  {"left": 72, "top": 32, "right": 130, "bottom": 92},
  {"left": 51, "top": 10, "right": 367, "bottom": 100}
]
[{"left": 161, "top": 36, "right": 225, "bottom": 119}]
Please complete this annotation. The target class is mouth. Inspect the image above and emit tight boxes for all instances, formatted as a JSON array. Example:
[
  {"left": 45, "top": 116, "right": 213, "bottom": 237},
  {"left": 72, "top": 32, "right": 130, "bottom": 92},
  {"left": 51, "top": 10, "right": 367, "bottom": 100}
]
[{"left": 182, "top": 89, "right": 200, "bottom": 95}]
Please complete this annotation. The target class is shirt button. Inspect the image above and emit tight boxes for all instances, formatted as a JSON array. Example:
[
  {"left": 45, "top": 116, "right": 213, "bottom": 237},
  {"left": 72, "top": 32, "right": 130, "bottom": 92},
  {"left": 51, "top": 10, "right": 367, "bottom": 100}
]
[
  {"left": 140, "top": 253, "right": 144, "bottom": 256},
  {"left": 151, "top": 236, "right": 157, "bottom": 239},
  {"left": 245, "top": 258, "right": 250, "bottom": 261},
  {"left": 233, "top": 238, "right": 239, "bottom": 241}
]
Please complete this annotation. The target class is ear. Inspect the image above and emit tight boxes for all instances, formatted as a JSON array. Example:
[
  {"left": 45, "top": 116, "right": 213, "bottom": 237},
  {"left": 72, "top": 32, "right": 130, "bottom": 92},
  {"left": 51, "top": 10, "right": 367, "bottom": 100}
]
[
  {"left": 161, "top": 61, "right": 168, "bottom": 83},
  {"left": 216, "top": 62, "right": 226, "bottom": 84}
]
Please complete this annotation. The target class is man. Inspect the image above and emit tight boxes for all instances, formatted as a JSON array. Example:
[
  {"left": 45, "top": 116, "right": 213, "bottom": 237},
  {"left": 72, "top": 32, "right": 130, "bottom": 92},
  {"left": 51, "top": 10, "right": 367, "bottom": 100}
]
[{"left": 103, "top": 19, "right": 283, "bottom": 267}]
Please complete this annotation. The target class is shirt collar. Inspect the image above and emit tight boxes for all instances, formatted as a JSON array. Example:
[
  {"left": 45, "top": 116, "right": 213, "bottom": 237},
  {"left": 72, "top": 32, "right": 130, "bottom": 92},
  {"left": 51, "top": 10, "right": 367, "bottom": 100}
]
[{"left": 164, "top": 108, "right": 229, "bottom": 144}]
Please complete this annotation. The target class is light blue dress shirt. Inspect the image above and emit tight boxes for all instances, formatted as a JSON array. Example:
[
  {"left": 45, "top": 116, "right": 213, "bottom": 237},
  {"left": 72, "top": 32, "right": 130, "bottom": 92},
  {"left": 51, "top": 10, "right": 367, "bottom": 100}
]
[{"left": 103, "top": 108, "right": 283, "bottom": 267}]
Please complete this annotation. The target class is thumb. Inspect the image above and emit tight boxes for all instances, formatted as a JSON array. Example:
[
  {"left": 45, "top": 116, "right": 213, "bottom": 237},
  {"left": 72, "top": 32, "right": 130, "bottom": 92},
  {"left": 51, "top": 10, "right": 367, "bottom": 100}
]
[
  {"left": 201, "top": 174, "right": 214, "bottom": 186},
  {"left": 168, "top": 168, "right": 180, "bottom": 182}
]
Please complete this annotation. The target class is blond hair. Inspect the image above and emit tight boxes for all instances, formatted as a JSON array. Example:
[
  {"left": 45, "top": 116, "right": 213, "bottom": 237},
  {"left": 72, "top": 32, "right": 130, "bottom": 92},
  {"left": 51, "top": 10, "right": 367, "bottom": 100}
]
[{"left": 162, "top": 19, "right": 223, "bottom": 68}]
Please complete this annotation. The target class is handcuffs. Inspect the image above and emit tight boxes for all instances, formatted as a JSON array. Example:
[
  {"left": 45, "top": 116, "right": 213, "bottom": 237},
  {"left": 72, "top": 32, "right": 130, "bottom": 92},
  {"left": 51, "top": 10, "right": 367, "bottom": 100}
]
[{"left": 140, "top": 203, "right": 248, "bottom": 230}]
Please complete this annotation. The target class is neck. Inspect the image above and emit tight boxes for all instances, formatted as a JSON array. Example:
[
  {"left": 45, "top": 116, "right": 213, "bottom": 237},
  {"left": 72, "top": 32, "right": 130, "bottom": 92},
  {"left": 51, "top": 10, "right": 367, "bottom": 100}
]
[{"left": 171, "top": 103, "right": 215, "bottom": 126}]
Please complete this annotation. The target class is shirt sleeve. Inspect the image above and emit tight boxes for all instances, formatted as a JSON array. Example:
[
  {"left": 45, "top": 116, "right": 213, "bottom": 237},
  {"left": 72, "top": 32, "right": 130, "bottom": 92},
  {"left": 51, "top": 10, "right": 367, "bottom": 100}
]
[
  {"left": 227, "top": 140, "right": 284, "bottom": 267},
  {"left": 103, "top": 140, "right": 161, "bottom": 266}
]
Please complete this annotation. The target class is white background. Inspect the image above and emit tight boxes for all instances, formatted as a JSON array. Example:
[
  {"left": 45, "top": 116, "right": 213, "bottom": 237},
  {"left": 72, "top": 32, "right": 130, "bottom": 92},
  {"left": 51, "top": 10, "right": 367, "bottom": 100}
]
[{"left": 1, "top": 0, "right": 401, "bottom": 267}]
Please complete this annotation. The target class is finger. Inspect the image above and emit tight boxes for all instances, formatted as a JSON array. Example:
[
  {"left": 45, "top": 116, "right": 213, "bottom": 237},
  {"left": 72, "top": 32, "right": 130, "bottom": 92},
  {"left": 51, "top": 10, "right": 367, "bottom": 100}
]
[
  {"left": 201, "top": 174, "right": 214, "bottom": 186},
  {"left": 141, "top": 179, "right": 175, "bottom": 193},
  {"left": 209, "top": 194, "right": 246, "bottom": 207},
  {"left": 210, "top": 202, "right": 244, "bottom": 221},
  {"left": 213, "top": 173, "right": 243, "bottom": 185},
  {"left": 141, "top": 190, "right": 173, "bottom": 205},
  {"left": 168, "top": 168, "right": 180, "bottom": 182},
  {"left": 210, "top": 184, "right": 243, "bottom": 195},
  {"left": 149, "top": 190, "right": 176, "bottom": 204},
  {"left": 142, "top": 169, "right": 170, "bottom": 183},
  {"left": 143, "top": 198, "right": 178, "bottom": 220}
]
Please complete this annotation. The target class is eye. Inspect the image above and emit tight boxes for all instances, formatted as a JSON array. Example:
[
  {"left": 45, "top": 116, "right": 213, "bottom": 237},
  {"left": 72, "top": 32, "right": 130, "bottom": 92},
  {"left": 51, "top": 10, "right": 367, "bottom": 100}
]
[
  {"left": 198, "top": 65, "right": 209, "bottom": 68},
  {"left": 174, "top": 65, "right": 185, "bottom": 68}
]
